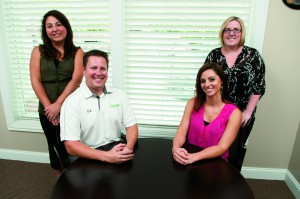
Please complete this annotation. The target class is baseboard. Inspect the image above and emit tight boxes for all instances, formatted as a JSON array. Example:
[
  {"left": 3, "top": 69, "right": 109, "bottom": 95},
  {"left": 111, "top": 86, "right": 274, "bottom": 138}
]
[
  {"left": 0, "top": 148, "right": 299, "bottom": 198},
  {"left": 241, "top": 167, "right": 287, "bottom": 180},
  {"left": 285, "top": 170, "right": 300, "bottom": 199},
  {"left": 0, "top": 148, "right": 49, "bottom": 163},
  {"left": 241, "top": 166, "right": 300, "bottom": 198}
]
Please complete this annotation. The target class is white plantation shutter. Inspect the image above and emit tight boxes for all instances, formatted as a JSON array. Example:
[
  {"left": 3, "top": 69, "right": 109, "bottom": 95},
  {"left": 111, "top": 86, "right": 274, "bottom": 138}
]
[
  {"left": 0, "top": 0, "right": 268, "bottom": 137},
  {"left": 0, "top": 0, "right": 111, "bottom": 131},
  {"left": 124, "top": 0, "right": 253, "bottom": 128}
]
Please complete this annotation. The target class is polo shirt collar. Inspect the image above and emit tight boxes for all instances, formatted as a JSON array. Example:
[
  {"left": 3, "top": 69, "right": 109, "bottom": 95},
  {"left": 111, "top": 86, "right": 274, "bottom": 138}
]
[{"left": 81, "top": 83, "right": 112, "bottom": 99}]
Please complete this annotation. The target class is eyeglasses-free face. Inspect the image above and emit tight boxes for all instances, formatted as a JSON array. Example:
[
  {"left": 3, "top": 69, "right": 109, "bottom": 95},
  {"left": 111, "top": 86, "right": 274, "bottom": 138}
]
[{"left": 223, "top": 28, "right": 241, "bottom": 34}]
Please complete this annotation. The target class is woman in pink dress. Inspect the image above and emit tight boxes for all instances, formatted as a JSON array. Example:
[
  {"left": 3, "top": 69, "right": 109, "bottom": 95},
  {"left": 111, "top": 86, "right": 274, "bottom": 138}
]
[{"left": 172, "top": 63, "right": 241, "bottom": 165}]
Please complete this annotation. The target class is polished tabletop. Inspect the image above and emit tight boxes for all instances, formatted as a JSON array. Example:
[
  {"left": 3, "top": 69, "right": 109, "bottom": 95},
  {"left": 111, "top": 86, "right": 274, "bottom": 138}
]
[{"left": 51, "top": 138, "right": 254, "bottom": 199}]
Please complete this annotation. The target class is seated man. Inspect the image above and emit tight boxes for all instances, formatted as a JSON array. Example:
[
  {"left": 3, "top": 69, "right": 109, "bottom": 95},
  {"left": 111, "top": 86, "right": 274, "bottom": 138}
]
[{"left": 60, "top": 49, "right": 138, "bottom": 164}]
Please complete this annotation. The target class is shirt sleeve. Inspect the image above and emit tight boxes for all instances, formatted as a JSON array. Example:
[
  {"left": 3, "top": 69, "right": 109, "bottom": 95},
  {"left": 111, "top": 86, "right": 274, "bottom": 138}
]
[
  {"left": 60, "top": 96, "right": 81, "bottom": 141},
  {"left": 250, "top": 49, "right": 266, "bottom": 96},
  {"left": 204, "top": 50, "right": 215, "bottom": 64},
  {"left": 121, "top": 92, "right": 137, "bottom": 128}
]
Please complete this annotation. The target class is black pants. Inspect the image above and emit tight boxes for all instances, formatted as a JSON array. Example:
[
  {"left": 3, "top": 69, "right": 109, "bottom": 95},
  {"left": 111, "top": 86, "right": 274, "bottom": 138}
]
[
  {"left": 228, "top": 118, "right": 255, "bottom": 171},
  {"left": 243, "top": 118, "right": 255, "bottom": 146},
  {"left": 39, "top": 114, "right": 68, "bottom": 170},
  {"left": 96, "top": 136, "right": 127, "bottom": 151}
]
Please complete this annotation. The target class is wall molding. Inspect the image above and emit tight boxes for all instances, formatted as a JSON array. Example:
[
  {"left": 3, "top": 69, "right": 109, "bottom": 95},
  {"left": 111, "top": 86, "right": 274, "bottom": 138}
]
[
  {"left": 285, "top": 170, "right": 300, "bottom": 199},
  {"left": 241, "top": 167, "right": 287, "bottom": 180},
  {"left": 0, "top": 148, "right": 49, "bottom": 163},
  {"left": 0, "top": 148, "right": 299, "bottom": 198}
]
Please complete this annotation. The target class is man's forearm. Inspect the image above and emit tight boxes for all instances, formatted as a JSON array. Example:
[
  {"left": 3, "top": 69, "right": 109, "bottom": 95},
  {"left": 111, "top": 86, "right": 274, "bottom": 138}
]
[
  {"left": 125, "top": 124, "right": 138, "bottom": 150},
  {"left": 64, "top": 141, "right": 105, "bottom": 161}
]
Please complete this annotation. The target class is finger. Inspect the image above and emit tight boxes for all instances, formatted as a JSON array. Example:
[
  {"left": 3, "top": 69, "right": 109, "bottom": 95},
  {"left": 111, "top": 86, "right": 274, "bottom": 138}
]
[
  {"left": 122, "top": 152, "right": 134, "bottom": 157},
  {"left": 53, "top": 118, "right": 59, "bottom": 125},
  {"left": 118, "top": 155, "right": 134, "bottom": 163},
  {"left": 176, "top": 150, "right": 188, "bottom": 159},
  {"left": 174, "top": 156, "right": 187, "bottom": 165},
  {"left": 118, "top": 150, "right": 133, "bottom": 156},
  {"left": 115, "top": 143, "right": 125, "bottom": 147},
  {"left": 174, "top": 153, "right": 187, "bottom": 164},
  {"left": 115, "top": 143, "right": 126, "bottom": 151},
  {"left": 45, "top": 109, "right": 52, "bottom": 116},
  {"left": 180, "top": 149, "right": 189, "bottom": 156},
  {"left": 241, "top": 117, "right": 248, "bottom": 125},
  {"left": 48, "top": 114, "right": 54, "bottom": 121},
  {"left": 241, "top": 120, "right": 244, "bottom": 126}
]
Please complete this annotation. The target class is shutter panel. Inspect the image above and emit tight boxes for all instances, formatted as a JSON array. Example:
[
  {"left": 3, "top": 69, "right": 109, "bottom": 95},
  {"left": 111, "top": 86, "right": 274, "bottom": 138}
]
[
  {"left": 0, "top": 0, "right": 110, "bottom": 131},
  {"left": 0, "top": 0, "right": 266, "bottom": 136},
  {"left": 124, "top": 0, "right": 252, "bottom": 127}
]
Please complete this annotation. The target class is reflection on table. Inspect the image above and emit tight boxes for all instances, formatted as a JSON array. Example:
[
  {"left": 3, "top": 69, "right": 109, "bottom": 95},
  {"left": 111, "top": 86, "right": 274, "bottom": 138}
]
[{"left": 51, "top": 138, "right": 254, "bottom": 199}]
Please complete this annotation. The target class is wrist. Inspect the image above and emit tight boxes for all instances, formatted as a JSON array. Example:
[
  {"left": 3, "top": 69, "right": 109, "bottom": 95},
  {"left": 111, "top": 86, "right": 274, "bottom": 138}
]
[
  {"left": 244, "top": 109, "right": 253, "bottom": 114},
  {"left": 97, "top": 150, "right": 108, "bottom": 162},
  {"left": 54, "top": 101, "right": 63, "bottom": 107},
  {"left": 172, "top": 146, "right": 179, "bottom": 153},
  {"left": 125, "top": 144, "right": 134, "bottom": 151}
]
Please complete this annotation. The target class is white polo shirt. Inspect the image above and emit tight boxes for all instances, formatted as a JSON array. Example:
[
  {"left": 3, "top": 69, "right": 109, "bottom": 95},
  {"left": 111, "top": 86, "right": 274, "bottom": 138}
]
[{"left": 60, "top": 83, "right": 137, "bottom": 148}]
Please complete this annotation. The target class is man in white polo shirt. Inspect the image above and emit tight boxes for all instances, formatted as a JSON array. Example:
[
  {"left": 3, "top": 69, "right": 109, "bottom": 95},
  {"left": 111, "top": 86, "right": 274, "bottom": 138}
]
[{"left": 60, "top": 49, "right": 138, "bottom": 164}]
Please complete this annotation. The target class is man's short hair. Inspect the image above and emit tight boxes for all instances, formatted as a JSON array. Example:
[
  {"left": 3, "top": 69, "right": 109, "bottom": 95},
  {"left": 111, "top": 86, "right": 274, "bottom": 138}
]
[{"left": 83, "top": 49, "right": 109, "bottom": 69}]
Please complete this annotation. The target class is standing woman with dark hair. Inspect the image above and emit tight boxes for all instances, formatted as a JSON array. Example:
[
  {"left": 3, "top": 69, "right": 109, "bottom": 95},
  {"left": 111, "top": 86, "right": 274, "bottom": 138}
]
[
  {"left": 204, "top": 16, "right": 266, "bottom": 145},
  {"left": 30, "top": 10, "right": 83, "bottom": 175},
  {"left": 172, "top": 63, "right": 241, "bottom": 165}
]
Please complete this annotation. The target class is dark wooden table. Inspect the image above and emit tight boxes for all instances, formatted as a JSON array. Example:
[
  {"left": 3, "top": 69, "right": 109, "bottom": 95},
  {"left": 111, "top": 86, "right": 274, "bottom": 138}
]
[{"left": 51, "top": 138, "right": 254, "bottom": 199}]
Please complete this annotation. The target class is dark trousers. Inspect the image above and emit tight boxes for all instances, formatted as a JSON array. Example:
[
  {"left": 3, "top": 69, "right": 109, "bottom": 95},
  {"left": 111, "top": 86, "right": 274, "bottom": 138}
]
[
  {"left": 243, "top": 118, "right": 255, "bottom": 146},
  {"left": 39, "top": 114, "right": 68, "bottom": 170},
  {"left": 228, "top": 119, "right": 255, "bottom": 171},
  {"left": 96, "top": 135, "right": 127, "bottom": 151}
]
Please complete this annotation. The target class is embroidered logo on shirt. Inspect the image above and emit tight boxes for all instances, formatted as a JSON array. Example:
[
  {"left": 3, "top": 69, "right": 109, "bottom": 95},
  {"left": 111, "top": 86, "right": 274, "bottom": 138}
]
[{"left": 110, "top": 104, "right": 120, "bottom": 108}]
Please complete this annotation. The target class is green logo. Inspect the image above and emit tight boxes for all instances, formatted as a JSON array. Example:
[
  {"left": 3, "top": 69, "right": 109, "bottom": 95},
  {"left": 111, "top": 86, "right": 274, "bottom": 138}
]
[{"left": 110, "top": 104, "right": 120, "bottom": 108}]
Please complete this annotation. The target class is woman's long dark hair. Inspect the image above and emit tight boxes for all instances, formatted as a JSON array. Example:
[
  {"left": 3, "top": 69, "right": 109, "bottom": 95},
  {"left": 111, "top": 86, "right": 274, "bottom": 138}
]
[
  {"left": 41, "top": 10, "right": 78, "bottom": 60},
  {"left": 194, "top": 62, "right": 230, "bottom": 111}
]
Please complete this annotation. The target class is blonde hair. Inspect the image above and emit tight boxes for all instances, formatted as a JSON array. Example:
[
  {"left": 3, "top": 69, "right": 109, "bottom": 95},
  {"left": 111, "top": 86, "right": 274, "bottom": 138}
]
[{"left": 219, "top": 16, "right": 246, "bottom": 47}]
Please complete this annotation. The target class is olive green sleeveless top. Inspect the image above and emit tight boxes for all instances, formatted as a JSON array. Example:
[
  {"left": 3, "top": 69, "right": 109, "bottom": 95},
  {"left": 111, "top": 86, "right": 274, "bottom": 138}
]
[{"left": 38, "top": 45, "right": 76, "bottom": 115}]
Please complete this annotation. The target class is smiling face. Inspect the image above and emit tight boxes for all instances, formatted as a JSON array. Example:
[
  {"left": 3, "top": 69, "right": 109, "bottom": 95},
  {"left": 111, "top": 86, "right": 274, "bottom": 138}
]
[
  {"left": 222, "top": 20, "right": 242, "bottom": 48},
  {"left": 200, "top": 69, "right": 223, "bottom": 97},
  {"left": 45, "top": 16, "right": 67, "bottom": 44},
  {"left": 84, "top": 55, "right": 108, "bottom": 95}
]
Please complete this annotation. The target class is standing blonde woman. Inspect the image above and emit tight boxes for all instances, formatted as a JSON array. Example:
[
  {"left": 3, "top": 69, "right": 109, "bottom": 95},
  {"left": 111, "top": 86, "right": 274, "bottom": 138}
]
[
  {"left": 204, "top": 16, "right": 266, "bottom": 145},
  {"left": 30, "top": 10, "right": 83, "bottom": 175}
]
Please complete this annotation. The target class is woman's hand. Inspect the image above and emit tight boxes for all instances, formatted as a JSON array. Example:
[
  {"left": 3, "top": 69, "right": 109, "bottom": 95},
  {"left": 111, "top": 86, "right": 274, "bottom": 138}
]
[
  {"left": 242, "top": 109, "right": 253, "bottom": 127},
  {"left": 45, "top": 102, "right": 62, "bottom": 121},
  {"left": 172, "top": 147, "right": 189, "bottom": 165},
  {"left": 50, "top": 115, "right": 60, "bottom": 126},
  {"left": 173, "top": 148, "right": 198, "bottom": 165},
  {"left": 242, "top": 95, "right": 261, "bottom": 127}
]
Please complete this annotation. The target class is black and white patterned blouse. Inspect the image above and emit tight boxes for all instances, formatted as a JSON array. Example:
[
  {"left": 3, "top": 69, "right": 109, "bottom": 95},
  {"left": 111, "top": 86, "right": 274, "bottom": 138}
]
[{"left": 204, "top": 45, "right": 266, "bottom": 124}]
